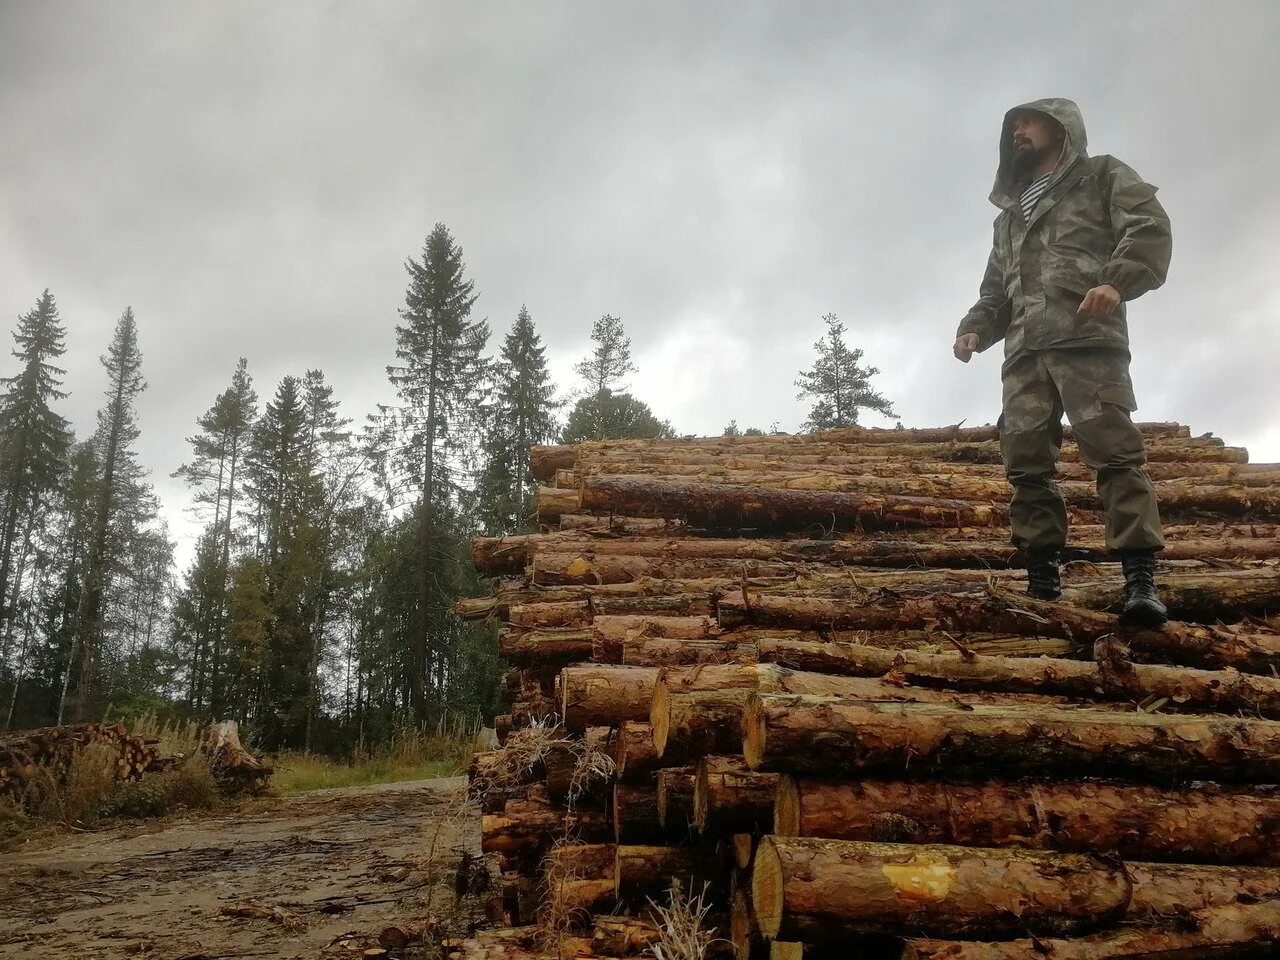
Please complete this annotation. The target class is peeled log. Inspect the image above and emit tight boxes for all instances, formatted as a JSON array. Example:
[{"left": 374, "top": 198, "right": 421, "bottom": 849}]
[
  {"left": 579, "top": 476, "right": 1007, "bottom": 532},
  {"left": 901, "top": 898, "right": 1280, "bottom": 960},
  {"left": 693, "top": 756, "right": 781, "bottom": 835},
  {"left": 614, "top": 844, "right": 721, "bottom": 899},
  {"left": 656, "top": 767, "right": 697, "bottom": 832},
  {"left": 559, "top": 665, "right": 660, "bottom": 730},
  {"left": 773, "top": 776, "right": 1280, "bottom": 865},
  {"left": 750, "top": 837, "right": 1131, "bottom": 941},
  {"left": 782, "top": 643, "right": 1280, "bottom": 718},
  {"left": 743, "top": 694, "right": 1280, "bottom": 783}
]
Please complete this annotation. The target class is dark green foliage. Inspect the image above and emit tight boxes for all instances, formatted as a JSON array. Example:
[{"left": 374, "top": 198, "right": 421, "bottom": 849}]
[
  {"left": 477, "top": 306, "right": 559, "bottom": 534},
  {"left": 561, "top": 389, "right": 675, "bottom": 444},
  {"left": 795, "top": 313, "right": 898, "bottom": 431}
]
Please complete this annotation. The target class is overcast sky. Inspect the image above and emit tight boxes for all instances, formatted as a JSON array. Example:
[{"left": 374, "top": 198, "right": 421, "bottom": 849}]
[{"left": 2, "top": 1, "right": 1278, "bottom": 569}]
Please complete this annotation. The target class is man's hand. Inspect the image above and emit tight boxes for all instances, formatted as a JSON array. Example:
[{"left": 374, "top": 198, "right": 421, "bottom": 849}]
[
  {"left": 953, "top": 333, "right": 979, "bottom": 363},
  {"left": 1077, "top": 283, "right": 1123, "bottom": 317}
]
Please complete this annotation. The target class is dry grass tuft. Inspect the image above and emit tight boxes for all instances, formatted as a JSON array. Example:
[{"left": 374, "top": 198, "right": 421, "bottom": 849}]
[
  {"left": 647, "top": 880, "right": 728, "bottom": 960},
  {"left": 567, "top": 727, "right": 616, "bottom": 807}
]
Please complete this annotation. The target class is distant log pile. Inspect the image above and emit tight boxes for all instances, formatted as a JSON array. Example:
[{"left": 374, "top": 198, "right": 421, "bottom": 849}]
[
  {"left": 455, "top": 423, "right": 1280, "bottom": 957},
  {"left": 0, "top": 721, "right": 166, "bottom": 801}
]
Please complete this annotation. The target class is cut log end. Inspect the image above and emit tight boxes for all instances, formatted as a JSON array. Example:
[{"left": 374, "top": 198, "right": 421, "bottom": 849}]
[
  {"left": 732, "top": 833, "right": 754, "bottom": 872},
  {"left": 651, "top": 678, "right": 672, "bottom": 757},
  {"left": 730, "top": 889, "right": 755, "bottom": 960},
  {"left": 773, "top": 775, "right": 800, "bottom": 837},
  {"left": 751, "top": 837, "right": 785, "bottom": 941}
]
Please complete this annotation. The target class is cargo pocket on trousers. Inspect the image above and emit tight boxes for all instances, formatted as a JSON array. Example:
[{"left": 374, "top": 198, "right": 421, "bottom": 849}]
[{"left": 1096, "top": 384, "right": 1138, "bottom": 412}]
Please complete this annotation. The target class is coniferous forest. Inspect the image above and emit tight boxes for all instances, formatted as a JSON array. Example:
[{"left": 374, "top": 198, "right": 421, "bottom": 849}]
[{"left": 0, "top": 223, "right": 893, "bottom": 752}]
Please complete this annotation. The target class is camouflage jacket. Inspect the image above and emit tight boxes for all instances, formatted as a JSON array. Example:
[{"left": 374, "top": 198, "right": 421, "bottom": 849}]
[{"left": 956, "top": 98, "right": 1173, "bottom": 370}]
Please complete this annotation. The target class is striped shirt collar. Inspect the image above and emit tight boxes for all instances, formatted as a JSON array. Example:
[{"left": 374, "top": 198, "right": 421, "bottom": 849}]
[{"left": 1019, "top": 170, "right": 1054, "bottom": 222}]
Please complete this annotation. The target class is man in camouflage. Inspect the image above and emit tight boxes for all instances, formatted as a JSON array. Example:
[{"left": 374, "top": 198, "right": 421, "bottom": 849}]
[{"left": 953, "top": 98, "right": 1172, "bottom": 626}]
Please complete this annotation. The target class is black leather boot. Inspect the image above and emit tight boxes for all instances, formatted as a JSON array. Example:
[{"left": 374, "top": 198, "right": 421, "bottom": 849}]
[
  {"left": 1025, "top": 549, "right": 1062, "bottom": 601},
  {"left": 1119, "top": 549, "right": 1168, "bottom": 628}
]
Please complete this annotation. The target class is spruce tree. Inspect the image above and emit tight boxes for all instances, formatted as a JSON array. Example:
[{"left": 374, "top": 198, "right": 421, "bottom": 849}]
[
  {"left": 795, "top": 313, "right": 898, "bottom": 432},
  {"left": 0, "top": 291, "right": 72, "bottom": 646},
  {"left": 477, "top": 306, "right": 558, "bottom": 534},
  {"left": 63, "top": 308, "right": 154, "bottom": 721}
]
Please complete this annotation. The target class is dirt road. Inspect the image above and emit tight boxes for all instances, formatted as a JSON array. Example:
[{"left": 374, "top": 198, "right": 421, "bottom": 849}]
[{"left": 0, "top": 777, "right": 478, "bottom": 960}]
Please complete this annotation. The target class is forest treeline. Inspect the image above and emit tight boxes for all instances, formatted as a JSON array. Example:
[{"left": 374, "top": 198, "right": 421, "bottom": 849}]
[{"left": 0, "top": 224, "right": 894, "bottom": 751}]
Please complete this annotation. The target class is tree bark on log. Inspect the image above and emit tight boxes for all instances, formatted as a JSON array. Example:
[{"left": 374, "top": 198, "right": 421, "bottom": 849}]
[
  {"left": 536, "top": 485, "right": 580, "bottom": 519},
  {"left": 612, "top": 784, "right": 667, "bottom": 843},
  {"left": 654, "top": 665, "right": 1086, "bottom": 761},
  {"left": 611, "top": 720, "right": 659, "bottom": 783},
  {"left": 590, "top": 915, "right": 660, "bottom": 956},
  {"left": 578, "top": 476, "right": 1008, "bottom": 532},
  {"left": 614, "top": 844, "right": 721, "bottom": 899},
  {"left": 656, "top": 766, "right": 697, "bottom": 832},
  {"left": 900, "top": 898, "right": 1280, "bottom": 959},
  {"left": 772, "top": 642, "right": 1280, "bottom": 718},
  {"left": 722, "top": 590, "right": 1280, "bottom": 675},
  {"left": 750, "top": 837, "right": 1132, "bottom": 941},
  {"left": 509, "top": 600, "right": 592, "bottom": 629},
  {"left": 592, "top": 615, "right": 719, "bottom": 661},
  {"left": 542, "top": 843, "right": 617, "bottom": 921},
  {"left": 758, "top": 636, "right": 1076, "bottom": 671},
  {"left": 501, "top": 628, "right": 594, "bottom": 664},
  {"left": 481, "top": 798, "right": 610, "bottom": 861},
  {"left": 743, "top": 694, "right": 1280, "bottom": 783},
  {"left": 559, "top": 665, "right": 660, "bottom": 730},
  {"left": 773, "top": 776, "right": 1280, "bottom": 865},
  {"left": 693, "top": 756, "right": 781, "bottom": 835}
]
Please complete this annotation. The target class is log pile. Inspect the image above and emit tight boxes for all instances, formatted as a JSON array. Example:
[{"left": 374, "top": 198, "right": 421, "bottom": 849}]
[
  {"left": 0, "top": 721, "right": 166, "bottom": 802},
  {"left": 458, "top": 423, "right": 1280, "bottom": 957}
]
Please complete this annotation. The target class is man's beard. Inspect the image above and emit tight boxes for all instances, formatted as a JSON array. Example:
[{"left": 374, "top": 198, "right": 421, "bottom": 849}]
[{"left": 1012, "top": 142, "right": 1053, "bottom": 174}]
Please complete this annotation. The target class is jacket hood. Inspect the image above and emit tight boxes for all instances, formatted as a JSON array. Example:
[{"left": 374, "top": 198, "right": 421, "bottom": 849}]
[{"left": 991, "top": 97, "right": 1088, "bottom": 208}]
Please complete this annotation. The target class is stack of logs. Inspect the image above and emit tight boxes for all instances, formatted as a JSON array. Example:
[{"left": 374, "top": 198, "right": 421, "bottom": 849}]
[
  {"left": 458, "top": 423, "right": 1280, "bottom": 958},
  {"left": 0, "top": 721, "right": 166, "bottom": 802}
]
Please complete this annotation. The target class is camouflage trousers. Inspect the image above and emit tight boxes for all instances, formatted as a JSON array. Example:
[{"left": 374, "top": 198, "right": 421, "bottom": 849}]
[{"left": 998, "top": 347, "right": 1165, "bottom": 553}]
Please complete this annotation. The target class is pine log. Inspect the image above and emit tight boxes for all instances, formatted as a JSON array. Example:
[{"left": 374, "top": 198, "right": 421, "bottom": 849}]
[
  {"left": 593, "top": 615, "right": 719, "bottom": 661},
  {"left": 565, "top": 467, "right": 1280, "bottom": 518},
  {"left": 501, "top": 627, "right": 594, "bottom": 663},
  {"left": 732, "top": 834, "right": 755, "bottom": 871},
  {"left": 722, "top": 590, "right": 1280, "bottom": 675},
  {"left": 542, "top": 843, "right": 617, "bottom": 922},
  {"left": 559, "top": 665, "right": 660, "bottom": 730},
  {"left": 731, "top": 889, "right": 767, "bottom": 960},
  {"left": 779, "top": 643, "right": 1280, "bottom": 717},
  {"left": 623, "top": 637, "right": 759, "bottom": 667},
  {"left": 751, "top": 837, "right": 1131, "bottom": 941},
  {"left": 536, "top": 485, "right": 580, "bottom": 518},
  {"left": 612, "top": 783, "right": 667, "bottom": 843},
  {"left": 900, "top": 898, "right": 1280, "bottom": 960},
  {"left": 590, "top": 915, "right": 660, "bottom": 956},
  {"left": 656, "top": 767, "right": 697, "bottom": 832},
  {"left": 578, "top": 476, "right": 1007, "bottom": 531},
  {"left": 758, "top": 636, "right": 1075, "bottom": 670},
  {"left": 693, "top": 756, "right": 781, "bottom": 835},
  {"left": 591, "top": 593, "right": 716, "bottom": 619},
  {"left": 743, "top": 694, "right": 1280, "bottom": 783},
  {"left": 773, "top": 776, "right": 1280, "bottom": 865},
  {"left": 509, "top": 600, "right": 592, "bottom": 629},
  {"left": 614, "top": 844, "right": 721, "bottom": 899},
  {"left": 481, "top": 798, "right": 610, "bottom": 861},
  {"left": 654, "top": 665, "right": 1085, "bottom": 761},
  {"left": 611, "top": 721, "right": 659, "bottom": 783},
  {"left": 534, "top": 552, "right": 811, "bottom": 586},
  {"left": 559, "top": 514, "right": 686, "bottom": 535}
]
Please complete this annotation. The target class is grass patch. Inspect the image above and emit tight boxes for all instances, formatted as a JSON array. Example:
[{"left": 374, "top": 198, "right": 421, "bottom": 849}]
[{"left": 271, "top": 721, "right": 476, "bottom": 796}]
